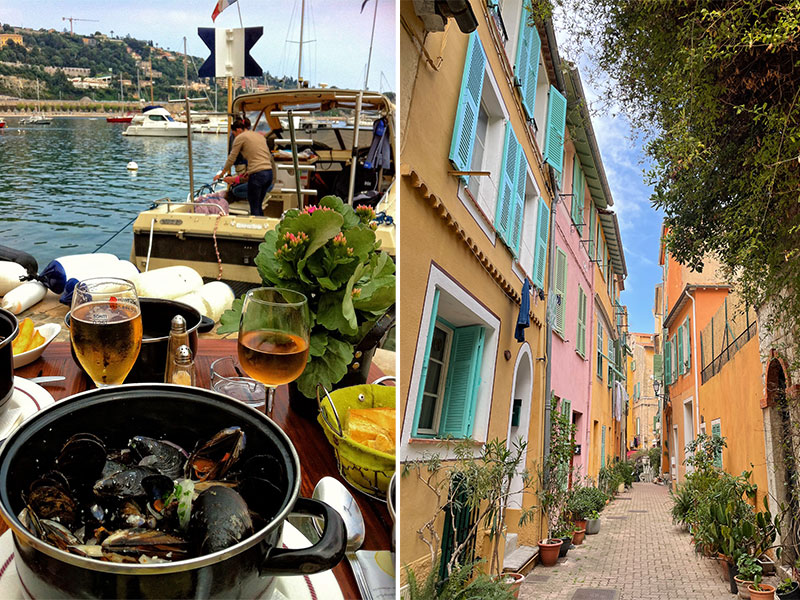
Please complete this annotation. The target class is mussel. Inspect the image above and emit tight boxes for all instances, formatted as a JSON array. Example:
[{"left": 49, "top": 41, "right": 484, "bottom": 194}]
[
  {"left": 130, "top": 436, "right": 186, "bottom": 479},
  {"left": 101, "top": 528, "right": 189, "bottom": 560},
  {"left": 56, "top": 433, "right": 107, "bottom": 490},
  {"left": 93, "top": 466, "right": 159, "bottom": 499},
  {"left": 186, "top": 427, "right": 246, "bottom": 481},
  {"left": 189, "top": 486, "right": 253, "bottom": 554}
]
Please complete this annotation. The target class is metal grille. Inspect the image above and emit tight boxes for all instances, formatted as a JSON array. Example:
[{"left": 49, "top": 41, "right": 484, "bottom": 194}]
[
  {"left": 700, "top": 293, "right": 758, "bottom": 384},
  {"left": 438, "top": 475, "right": 478, "bottom": 581}
]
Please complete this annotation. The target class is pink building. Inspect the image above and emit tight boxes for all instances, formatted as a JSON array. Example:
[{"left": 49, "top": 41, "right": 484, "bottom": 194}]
[{"left": 549, "top": 66, "right": 621, "bottom": 480}]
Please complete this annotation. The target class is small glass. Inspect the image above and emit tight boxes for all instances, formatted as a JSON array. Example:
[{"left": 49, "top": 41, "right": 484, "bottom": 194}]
[
  {"left": 210, "top": 356, "right": 267, "bottom": 409},
  {"left": 237, "top": 287, "right": 310, "bottom": 417}
]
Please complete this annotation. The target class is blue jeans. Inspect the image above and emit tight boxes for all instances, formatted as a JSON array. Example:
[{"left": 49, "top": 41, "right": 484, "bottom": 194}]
[{"left": 246, "top": 170, "right": 273, "bottom": 217}]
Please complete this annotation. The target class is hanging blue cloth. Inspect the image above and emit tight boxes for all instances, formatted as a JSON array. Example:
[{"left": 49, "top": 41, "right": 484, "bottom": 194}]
[{"left": 515, "top": 279, "right": 531, "bottom": 342}]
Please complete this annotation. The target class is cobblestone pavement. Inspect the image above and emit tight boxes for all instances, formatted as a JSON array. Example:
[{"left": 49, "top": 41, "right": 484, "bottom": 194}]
[{"left": 518, "top": 482, "right": 773, "bottom": 600}]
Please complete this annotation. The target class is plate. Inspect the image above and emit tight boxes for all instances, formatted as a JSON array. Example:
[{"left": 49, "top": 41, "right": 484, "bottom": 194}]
[
  {"left": 0, "top": 522, "right": 343, "bottom": 600},
  {"left": 12, "top": 323, "right": 61, "bottom": 368},
  {"left": 0, "top": 378, "right": 56, "bottom": 443}
]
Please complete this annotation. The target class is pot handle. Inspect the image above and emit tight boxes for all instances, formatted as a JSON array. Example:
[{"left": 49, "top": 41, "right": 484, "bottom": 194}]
[{"left": 260, "top": 497, "right": 346, "bottom": 576}]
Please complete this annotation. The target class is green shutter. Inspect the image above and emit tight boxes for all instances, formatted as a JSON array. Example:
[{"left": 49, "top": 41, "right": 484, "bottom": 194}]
[
  {"left": 571, "top": 157, "right": 584, "bottom": 235},
  {"left": 607, "top": 338, "right": 614, "bottom": 388},
  {"left": 685, "top": 318, "right": 691, "bottom": 372},
  {"left": 543, "top": 85, "right": 567, "bottom": 173},
  {"left": 712, "top": 422, "right": 722, "bottom": 468},
  {"left": 515, "top": 10, "right": 541, "bottom": 120},
  {"left": 449, "top": 32, "right": 486, "bottom": 176},
  {"left": 412, "top": 290, "right": 440, "bottom": 437},
  {"left": 495, "top": 124, "right": 520, "bottom": 246},
  {"left": 677, "top": 324, "right": 685, "bottom": 375},
  {"left": 438, "top": 476, "right": 476, "bottom": 581},
  {"left": 576, "top": 287, "right": 586, "bottom": 357},
  {"left": 532, "top": 197, "right": 550, "bottom": 288},
  {"left": 439, "top": 325, "right": 485, "bottom": 438},
  {"left": 554, "top": 248, "right": 567, "bottom": 336},
  {"left": 601, "top": 426, "right": 606, "bottom": 468},
  {"left": 588, "top": 208, "right": 596, "bottom": 259},
  {"left": 653, "top": 354, "right": 663, "bottom": 379},
  {"left": 510, "top": 142, "right": 528, "bottom": 253},
  {"left": 664, "top": 340, "right": 672, "bottom": 385},
  {"left": 597, "top": 323, "right": 604, "bottom": 379},
  {"left": 672, "top": 336, "right": 678, "bottom": 382}
]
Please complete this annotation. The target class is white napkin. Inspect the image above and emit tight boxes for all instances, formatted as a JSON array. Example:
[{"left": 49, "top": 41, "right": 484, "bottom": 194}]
[
  {"left": 355, "top": 550, "right": 395, "bottom": 600},
  {"left": 0, "top": 408, "right": 23, "bottom": 440}
]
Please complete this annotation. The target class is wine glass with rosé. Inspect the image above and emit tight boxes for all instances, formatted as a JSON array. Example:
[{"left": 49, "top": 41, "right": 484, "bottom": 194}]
[
  {"left": 237, "top": 287, "right": 310, "bottom": 416},
  {"left": 70, "top": 277, "right": 143, "bottom": 387}
]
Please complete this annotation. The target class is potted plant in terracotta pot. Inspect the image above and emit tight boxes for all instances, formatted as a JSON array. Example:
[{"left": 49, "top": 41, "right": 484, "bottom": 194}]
[
  {"left": 777, "top": 578, "right": 800, "bottom": 600},
  {"left": 537, "top": 396, "right": 576, "bottom": 566},
  {"left": 736, "top": 554, "right": 762, "bottom": 599},
  {"left": 218, "top": 197, "right": 396, "bottom": 407},
  {"left": 748, "top": 575, "right": 776, "bottom": 600}
]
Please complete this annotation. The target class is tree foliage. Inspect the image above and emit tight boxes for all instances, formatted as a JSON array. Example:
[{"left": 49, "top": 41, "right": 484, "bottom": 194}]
[{"left": 557, "top": 0, "right": 800, "bottom": 348}]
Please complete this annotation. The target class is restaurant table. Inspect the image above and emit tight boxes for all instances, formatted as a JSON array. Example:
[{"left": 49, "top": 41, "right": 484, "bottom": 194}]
[{"left": 9, "top": 339, "right": 394, "bottom": 600}]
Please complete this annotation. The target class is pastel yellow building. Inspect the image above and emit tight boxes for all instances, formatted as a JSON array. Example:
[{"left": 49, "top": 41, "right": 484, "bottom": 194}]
[{"left": 0, "top": 33, "right": 23, "bottom": 49}]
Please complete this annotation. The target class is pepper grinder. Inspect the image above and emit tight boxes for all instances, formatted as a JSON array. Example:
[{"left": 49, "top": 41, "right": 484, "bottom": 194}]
[
  {"left": 170, "top": 345, "right": 196, "bottom": 386},
  {"left": 164, "top": 315, "right": 189, "bottom": 383}
]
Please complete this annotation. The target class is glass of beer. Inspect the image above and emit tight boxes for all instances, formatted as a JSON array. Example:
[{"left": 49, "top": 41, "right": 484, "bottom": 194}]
[
  {"left": 237, "top": 287, "right": 310, "bottom": 417},
  {"left": 70, "top": 277, "right": 143, "bottom": 387}
]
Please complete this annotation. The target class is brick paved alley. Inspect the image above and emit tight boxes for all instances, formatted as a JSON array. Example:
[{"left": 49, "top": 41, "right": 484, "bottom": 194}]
[{"left": 518, "top": 482, "right": 752, "bottom": 600}]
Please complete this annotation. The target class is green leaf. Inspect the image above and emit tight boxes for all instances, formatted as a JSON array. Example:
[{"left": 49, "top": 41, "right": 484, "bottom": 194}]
[
  {"left": 294, "top": 336, "right": 354, "bottom": 398},
  {"left": 342, "top": 226, "right": 377, "bottom": 262},
  {"left": 217, "top": 295, "right": 244, "bottom": 335},
  {"left": 309, "top": 332, "right": 328, "bottom": 357},
  {"left": 319, "top": 195, "right": 360, "bottom": 229},
  {"left": 291, "top": 210, "right": 345, "bottom": 272},
  {"left": 317, "top": 290, "right": 358, "bottom": 336},
  {"left": 255, "top": 231, "right": 289, "bottom": 283}
]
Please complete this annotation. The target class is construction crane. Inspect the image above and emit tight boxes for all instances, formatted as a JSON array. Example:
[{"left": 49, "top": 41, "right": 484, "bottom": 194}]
[{"left": 62, "top": 16, "right": 99, "bottom": 35}]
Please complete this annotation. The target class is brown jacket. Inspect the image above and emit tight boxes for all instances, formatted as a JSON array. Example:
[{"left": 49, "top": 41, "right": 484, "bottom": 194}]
[{"left": 222, "top": 130, "right": 273, "bottom": 175}]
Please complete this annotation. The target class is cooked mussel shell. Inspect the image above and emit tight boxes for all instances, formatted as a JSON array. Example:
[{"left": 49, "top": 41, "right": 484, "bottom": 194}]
[
  {"left": 93, "top": 466, "right": 158, "bottom": 499},
  {"left": 130, "top": 436, "right": 186, "bottom": 479},
  {"left": 115, "top": 500, "right": 147, "bottom": 529},
  {"left": 189, "top": 485, "right": 253, "bottom": 554},
  {"left": 26, "top": 482, "right": 79, "bottom": 529},
  {"left": 186, "top": 427, "right": 246, "bottom": 481},
  {"left": 57, "top": 434, "right": 107, "bottom": 489},
  {"left": 101, "top": 528, "right": 189, "bottom": 560}
]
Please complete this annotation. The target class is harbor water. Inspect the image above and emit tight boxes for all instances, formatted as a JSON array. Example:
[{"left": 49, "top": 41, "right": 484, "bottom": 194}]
[{"left": 0, "top": 117, "right": 228, "bottom": 270}]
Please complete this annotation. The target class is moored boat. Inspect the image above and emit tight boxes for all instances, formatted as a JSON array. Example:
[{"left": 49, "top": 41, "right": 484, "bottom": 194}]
[
  {"left": 106, "top": 113, "right": 134, "bottom": 123},
  {"left": 0, "top": 118, "right": 5, "bottom": 129},
  {"left": 122, "top": 107, "right": 188, "bottom": 137}
]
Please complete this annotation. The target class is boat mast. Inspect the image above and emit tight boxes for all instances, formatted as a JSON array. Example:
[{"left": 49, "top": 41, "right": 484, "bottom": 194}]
[
  {"left": 297, "top": 0, "right": 304, "bottom": 88},
  {"left": 183, "top": 37, "right": 194, "bottom": 203},
  {"left": 364, "top": 0, "right": 378, "bottom": 90}
]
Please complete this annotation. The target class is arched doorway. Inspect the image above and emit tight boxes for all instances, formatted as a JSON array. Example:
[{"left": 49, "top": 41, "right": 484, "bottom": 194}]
[
  {"left": 506, "top": 345, "right": 533, "bottom": 510},
  {"left": 764, "top": 357, "right": 799, "bottom": 566}
]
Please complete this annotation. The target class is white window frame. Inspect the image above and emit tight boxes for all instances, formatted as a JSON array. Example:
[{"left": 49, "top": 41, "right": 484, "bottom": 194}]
[
  {"left": 415, "top": 322, "right": 454, "bottom": 436},
  {"left": 402, "top": 264, "right": 501, "bottom": 462}
]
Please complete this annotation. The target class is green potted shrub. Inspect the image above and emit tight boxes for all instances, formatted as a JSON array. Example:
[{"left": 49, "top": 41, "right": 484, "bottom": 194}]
[
  {"left": 777, "top": 578, "right": 799, "bottom": 600},
  {"left": 585, "top": 509, "right": 601, "bottom": 535},
  {"left": 218, "top": 197, "right": 395, "bottom": 403},
  {"left": 736, "top": 554, "right": 763, "bottom": 599},
  {"left": 405, "top": 560, "right": 517, "bottom": 599},
  {"left": 748, "top": 574, "right": 776, "bottom": 599}
]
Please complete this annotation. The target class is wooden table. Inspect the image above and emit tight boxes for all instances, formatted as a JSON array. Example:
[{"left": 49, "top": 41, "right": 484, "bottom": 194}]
[{"left": 11, "top": 340, "right": 393, "bottom": 600}]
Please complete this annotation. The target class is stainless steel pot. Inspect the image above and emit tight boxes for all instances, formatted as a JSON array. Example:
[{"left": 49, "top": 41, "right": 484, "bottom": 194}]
[
  {"left": 0, "top": 384, "right": 346, "bottom": 599},
  {"left": 0, "top": 308, "right": 18, "bottom": 409}
]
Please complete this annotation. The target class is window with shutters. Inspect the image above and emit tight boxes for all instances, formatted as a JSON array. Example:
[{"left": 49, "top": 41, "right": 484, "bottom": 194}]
[
  {"left": 597, "top": 322, "right": 604, "bottom": 380},
  {"left": 607, "top": 338, "right": 615, "bottom": 388},
  {"left": 576, "top": 286, "right": 586, "bottom": 358},
  {"left": 597, "top": 232, "right": 606, "bottom": 281},
  {"left": 466, "top": 103, "right": 490, "bottom": 200},
  {"left": 588, "top": 208, "right": 596, "bottom": 260},
  {"left": 711, "top": 420, "right": 722, "bottom": 468},
  {"left": 682, "top": 317, "right": 691, "bottom": 373},
  {"left": 415, "top": 322, "right": 453, "bottom": 436},
  {"left": 671, "top": 335, "right": 678, "bottom": 383},
  {"left": 570, "top": 156, "right": 585, "bottom": 235},
  {"left": 677, "top": 323, "right": 685, "bottom": 376},
  {"left": 664, "top": 340, "right": 672, "bottom": 386},
  {"left": 494, "top": 123, "right": 529, "bottom": 255},
  {"left": 517, "top": 172, "right": 540, "bottom": 278},
  {"left": 531, "top": 196, "right": 550, "bottom": 289},
  {"left": 554, "top": 247, "right": 567, "bottom": 338}
]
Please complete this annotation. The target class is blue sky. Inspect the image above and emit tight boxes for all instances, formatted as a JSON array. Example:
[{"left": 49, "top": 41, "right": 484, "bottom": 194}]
[
  {"left": 552, "top": 15, "right": 663, "bottom": 335},
  {"left": 0, "top": 0, "right": 396, "bottom": 93}
]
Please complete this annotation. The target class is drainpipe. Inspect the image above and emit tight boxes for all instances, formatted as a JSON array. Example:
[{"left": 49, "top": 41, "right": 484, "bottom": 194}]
[{"left": 686, "top": 289, "right": 701, "bottom": 447}]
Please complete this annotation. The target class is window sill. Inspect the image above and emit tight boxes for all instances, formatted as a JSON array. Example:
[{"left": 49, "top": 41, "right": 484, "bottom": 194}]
[
  {"left": 575, "top": 349, "right": 586, "bottom": 360},
  {"left": 408, "top": 437, "right": 483, "bottom": 447}
]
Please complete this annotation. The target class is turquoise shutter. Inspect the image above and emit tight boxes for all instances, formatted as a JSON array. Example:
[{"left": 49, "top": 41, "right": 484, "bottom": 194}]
[
  {"left": 412, "top": 290, "right": 440, "bottom": 437},
  {"left": 677, "top": 325, "right": 685, "bottom": 375},
  {"left": 685, "top": 318, "right": 692, "bottom": 372},
  {"left": 440, "top": 326, "right": 485, "bottom": 438},
  {"left": 533, "top": 197, "right": 550, "bottom": 288},
  {"left": 712, "top": 422, "right": 722, "bottom": 467},
  {"left": 601, "top": 426, "right": 606, "bottom": 468},
  {"left": 449, "top": 32, "right": 486, "bottom": 176},
  {"left": 543, "top": 85, "right": 567, "bottom": 173},
  {"left": 664, "top": 340, "right": 672, "bottom": 385},
  {"left": 654, "top": 354, "right": 663, "bottom": 380},
  {"left": 672, "top": 336, "right": 678, "bottom": 382},
  {"left": 571, "top": 157, "right": 584, "bottom": 234},
  {"left": 607, "top": 339, "right": 614, "bottom": 388},
  {"left": 515, "top": 13, "right": 541, "bottom": 120},
  {"left": 576, "top": 287, "right": 586, "bottom": 356},
  {"left": 588, "top": 208, "right": 596, "bottom": 259},
  {"left": 510, "top": 146, "right": 527, "bottom": 253},
  {"left": 554, "top": 248, "right": 567, "bottom": 336},
  {"left": 597, "top": 323, "right": 604, "bottom": 379},
  {"left": 495, "top": 124, "right": 520, "bottom": 247}
]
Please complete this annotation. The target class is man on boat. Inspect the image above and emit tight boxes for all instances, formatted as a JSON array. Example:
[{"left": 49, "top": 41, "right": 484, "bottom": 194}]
[{"left": 214, "top": 118, "right": 273, "bottom": 217}]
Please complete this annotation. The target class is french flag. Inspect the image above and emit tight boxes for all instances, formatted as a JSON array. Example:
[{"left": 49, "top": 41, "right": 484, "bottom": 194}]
[{"left": 212, "top": 0, "right": 237, "bottom": 22}]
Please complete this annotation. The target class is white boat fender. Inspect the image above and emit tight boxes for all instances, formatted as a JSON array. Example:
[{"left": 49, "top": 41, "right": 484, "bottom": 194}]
[
  {"left": 38, "top": 254, "right": 122, "bottom": 294},
  {"left": 1, "top": 281, "right": 48, "bottom": 315},
  {"left": 59, "top": 260, "right": 140, "bottom": 305},
  {"left": 197, "top": 281, "right": 235, "bottom": 323},
  {"left": 0, "top": 245, "right": 38, "bottom": 277},
  {"left": 127, "top": 161, "right": 138, "bottom": 171},
  {"left": 0, "top": 261, "right": 28, "bottom": 296},
  {"left": 173, "top": 291, "right": 212, "bottom": 321},
  {"left": 132, "top": 266, "right": 204, "bottom": 301}
]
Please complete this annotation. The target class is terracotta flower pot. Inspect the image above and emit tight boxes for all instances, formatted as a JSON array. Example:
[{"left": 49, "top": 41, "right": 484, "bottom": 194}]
[
  {"left": 499, "top": 572, "right": 525, "bottom": 599},
  {"left": 572, "top": 528, "right": 586, "bottom": 545},
  {"left": 537, "top": 539, "right": 563, "bottom": 567},
  {"left": 735, "top": 575, "right": 754, "bottom": 599},
  {"left": 573, "top": 519, "right": 587, "bottom": 531},
  {"left": 748, "top": 583, "right": 776, "bottom": 600}
]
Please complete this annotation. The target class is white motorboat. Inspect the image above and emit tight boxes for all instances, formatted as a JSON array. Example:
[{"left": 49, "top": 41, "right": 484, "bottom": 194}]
[{"left": 122, "top": 107, "right": 188, "bottom": 137}]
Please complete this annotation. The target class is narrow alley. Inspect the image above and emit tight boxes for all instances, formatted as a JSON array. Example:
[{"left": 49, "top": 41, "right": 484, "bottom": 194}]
[{"left": 519, "top": 483, "right": 768, "bottom": 600}]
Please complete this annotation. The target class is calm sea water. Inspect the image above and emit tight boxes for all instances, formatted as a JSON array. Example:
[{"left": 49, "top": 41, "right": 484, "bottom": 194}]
[{"left": 0, "top": 117, "right": 228, "bottom": 270}]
